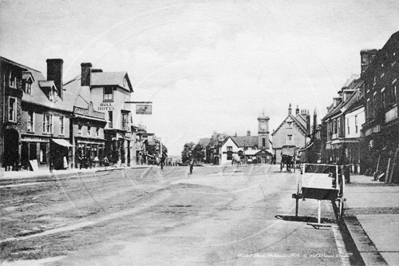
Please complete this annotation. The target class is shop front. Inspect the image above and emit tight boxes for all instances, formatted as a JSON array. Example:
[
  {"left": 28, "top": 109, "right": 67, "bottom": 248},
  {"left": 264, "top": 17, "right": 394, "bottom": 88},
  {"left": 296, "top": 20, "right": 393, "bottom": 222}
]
[{"left": 75, "top": 138, "right": 105, "bottom": 169}]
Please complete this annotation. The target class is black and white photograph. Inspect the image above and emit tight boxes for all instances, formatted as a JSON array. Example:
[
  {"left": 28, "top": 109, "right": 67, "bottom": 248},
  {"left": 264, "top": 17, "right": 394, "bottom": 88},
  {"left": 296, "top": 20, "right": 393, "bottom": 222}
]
[{"left": 1, "top": 0, "right": 399, "bottom": 265}]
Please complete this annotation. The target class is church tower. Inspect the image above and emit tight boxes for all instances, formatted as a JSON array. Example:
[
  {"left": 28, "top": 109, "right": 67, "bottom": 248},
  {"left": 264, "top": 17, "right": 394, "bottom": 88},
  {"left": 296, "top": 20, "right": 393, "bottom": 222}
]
[{"left": 258, "top": 111, "right": 270, "bottom": 150}]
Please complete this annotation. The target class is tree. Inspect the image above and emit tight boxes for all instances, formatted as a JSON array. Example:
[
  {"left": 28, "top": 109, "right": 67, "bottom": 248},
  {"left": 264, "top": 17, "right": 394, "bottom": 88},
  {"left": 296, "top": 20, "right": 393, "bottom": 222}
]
[
  {"left": 181, "top": 142, "right": 195, "bottom": 163},
  {"left": 193, "top": 143, "right": 205, "bottom": 162}
]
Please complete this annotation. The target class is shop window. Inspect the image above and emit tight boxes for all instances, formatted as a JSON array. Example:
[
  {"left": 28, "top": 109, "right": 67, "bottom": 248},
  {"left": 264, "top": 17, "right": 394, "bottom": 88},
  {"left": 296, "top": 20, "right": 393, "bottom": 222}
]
[
  {"left": 27, "top": 111, "right": 34, "bottom": 132},
  {"left": 40, "top": 143, "right": 47, "bottom": 163},
  {"left": 30, "top": 143, "right": 37, "bottom": 160},
  {"left": 104, "top": 86, "right": 113, "bottom": 102}
]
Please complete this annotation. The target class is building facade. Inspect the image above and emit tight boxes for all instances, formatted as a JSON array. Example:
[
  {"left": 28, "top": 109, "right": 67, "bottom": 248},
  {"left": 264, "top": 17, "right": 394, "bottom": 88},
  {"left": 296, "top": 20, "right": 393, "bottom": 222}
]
[
  {"left": 322, "top": 75, "right": 365, "bottom": 171},
  {"left": 360, "top": 31, "right": 399, "bottom": 181},
  {"left": 272, "top": 104, "right": 311, "bottom": 163},
  {"left": 1, "top": 57, "right": 74, "bottom": 172},
  {"left": 64, "top": 63, "right": 135, "bottom": 168},
  {"left": 0, "top": 57, "right": 25, "bottom": 172}
]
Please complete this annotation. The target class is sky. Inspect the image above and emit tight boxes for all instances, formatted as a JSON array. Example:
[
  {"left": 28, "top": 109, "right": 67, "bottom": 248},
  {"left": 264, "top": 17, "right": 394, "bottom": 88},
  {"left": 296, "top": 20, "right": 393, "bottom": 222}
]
[{"left": 1, "top": 0, "right": 399, "bottom": 156}]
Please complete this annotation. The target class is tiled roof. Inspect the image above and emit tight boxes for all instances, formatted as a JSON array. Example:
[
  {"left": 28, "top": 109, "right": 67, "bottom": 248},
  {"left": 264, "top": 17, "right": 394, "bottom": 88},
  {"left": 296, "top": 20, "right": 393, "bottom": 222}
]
[
  {"left": 91, "top": 72, "right": 133, "bottom": 92},
  {"left": 231, "top": 136, "right": 258, "bottom": 147},
  {"left": 63, "top": 75, "right": 89, "bottom": 109},
  {"left": 323, "top": 78, "right": 364, "bottom": 121},
  {"left": 21, "top": 67, "right": 72, "bottom": 112}
]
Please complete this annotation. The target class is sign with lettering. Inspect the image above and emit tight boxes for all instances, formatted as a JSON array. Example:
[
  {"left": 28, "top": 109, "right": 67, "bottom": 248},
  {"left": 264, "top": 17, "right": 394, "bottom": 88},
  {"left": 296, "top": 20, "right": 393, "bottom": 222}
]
[
  {"left": 74, "top": 105, "right": 105, "bottom": 119},
  {"left": 136, "top": 104, "right": 152, "bottom": 115},
  {"left": 98, "top": 102, "right": 115, "bottom": 111}
]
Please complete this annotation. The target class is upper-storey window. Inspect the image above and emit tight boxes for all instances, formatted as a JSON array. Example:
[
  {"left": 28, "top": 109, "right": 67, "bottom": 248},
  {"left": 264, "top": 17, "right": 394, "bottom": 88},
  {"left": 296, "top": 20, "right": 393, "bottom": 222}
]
[
  {"left": 25, "top": 81, "right": 32, "bottom": 94},
  {"left": 9, "top": 71, "right": 16, "bottom": 88},
  {"left": 59, "top": 116, "right": 64, "bottom": 135},
  {"left": 8, "top": 97, "right": 17, "bottom": 122},
  {"left": 27, "top": 111, "right": 34, "bottom": 132},
  {"left": 104, "top": 87, "right": 113, "bottom": 102},
  {"left": 122, "top": 112, "right": 129, "bottom": 130},
  {"left": 43, "top": 113, "right": 53, "bottom": 133},
  {"left": 286, "top": 134, "right": 293, "bottom": 145}
]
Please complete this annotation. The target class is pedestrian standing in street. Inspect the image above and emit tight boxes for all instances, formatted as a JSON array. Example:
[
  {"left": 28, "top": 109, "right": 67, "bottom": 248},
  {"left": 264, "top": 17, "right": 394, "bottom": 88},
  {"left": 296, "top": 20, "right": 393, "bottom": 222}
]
[
  {"left": 189, "top": 157, "right": 194, "bottom": 174},
  {"left": 160, "top": 153, "right": 166, "bottom": 170},
  {"left": 103, "top": 156, "right": 109, "bottom": 170}
]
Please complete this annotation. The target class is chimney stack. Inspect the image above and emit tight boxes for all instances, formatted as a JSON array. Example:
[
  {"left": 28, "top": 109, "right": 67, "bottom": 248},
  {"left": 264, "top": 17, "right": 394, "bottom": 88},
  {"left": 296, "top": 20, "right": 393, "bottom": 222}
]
[
  {"left": 247, "top": 130, "right": 251, "bottom": 136},
  {"left": 81, "top": 63, "right": 92, "bottom": 86},
  {"left": 46, "top": 58, "right": 63, "bottom": 100},
  {"left": 360, "top": 49, "right": 378, "bottom": 75},
  {"left": 288, "top": 103, "right": 292, "bottom": 115},
  {"left": 296, "top": 105, "right": 299, "bottom": 115}
]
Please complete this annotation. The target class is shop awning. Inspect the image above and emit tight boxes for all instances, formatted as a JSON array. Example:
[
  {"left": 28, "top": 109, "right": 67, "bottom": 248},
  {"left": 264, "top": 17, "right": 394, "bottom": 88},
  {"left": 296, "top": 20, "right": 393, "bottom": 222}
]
[{"left": 52, "top": 139, "right": 73, "bottom": 147}]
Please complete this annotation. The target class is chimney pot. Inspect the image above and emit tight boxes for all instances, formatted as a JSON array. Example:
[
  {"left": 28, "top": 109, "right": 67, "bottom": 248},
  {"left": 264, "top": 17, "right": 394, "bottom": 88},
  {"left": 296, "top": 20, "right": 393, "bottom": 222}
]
[
  {"left": 81, "top": 63, "right": 92, "bottom": 86},
  {"left": 46, "top": 58, "right": 64, "bottom": 100}
]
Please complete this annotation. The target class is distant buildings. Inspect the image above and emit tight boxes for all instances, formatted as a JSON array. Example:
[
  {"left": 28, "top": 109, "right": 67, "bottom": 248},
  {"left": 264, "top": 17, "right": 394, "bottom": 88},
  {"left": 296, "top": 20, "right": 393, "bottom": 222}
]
[
  {"left": 272, "top": 104, "right": 314, "bottom": 163},
  {"left": 202, "top": 114, "right": 272, "bottom": 165}
]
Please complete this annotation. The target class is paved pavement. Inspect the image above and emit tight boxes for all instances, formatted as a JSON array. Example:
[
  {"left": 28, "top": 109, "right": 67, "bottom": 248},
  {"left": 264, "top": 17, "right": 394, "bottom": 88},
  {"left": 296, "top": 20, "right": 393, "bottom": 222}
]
[{"left": 344, "top": 174, "right": 399, "bottom": 266}]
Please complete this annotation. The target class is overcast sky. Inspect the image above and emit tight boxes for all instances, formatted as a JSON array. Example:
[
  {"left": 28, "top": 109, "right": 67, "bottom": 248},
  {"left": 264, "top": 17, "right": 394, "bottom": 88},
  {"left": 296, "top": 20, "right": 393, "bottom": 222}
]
[{"left": 1, "top": 0, "right": 399, "bottom": 155}]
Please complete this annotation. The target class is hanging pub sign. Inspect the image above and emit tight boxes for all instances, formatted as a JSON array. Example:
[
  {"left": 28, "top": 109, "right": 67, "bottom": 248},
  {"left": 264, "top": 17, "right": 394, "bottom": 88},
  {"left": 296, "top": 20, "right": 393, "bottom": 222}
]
[{"left": 136, "top": 104, "right": 152, "bottom": 115}]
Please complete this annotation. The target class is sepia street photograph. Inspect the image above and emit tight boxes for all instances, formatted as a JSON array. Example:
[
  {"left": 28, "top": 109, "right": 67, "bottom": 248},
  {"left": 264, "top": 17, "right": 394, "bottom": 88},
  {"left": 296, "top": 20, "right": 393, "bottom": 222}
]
[{"left": 1, "top": 0, "right": 399, "bottom": 265}]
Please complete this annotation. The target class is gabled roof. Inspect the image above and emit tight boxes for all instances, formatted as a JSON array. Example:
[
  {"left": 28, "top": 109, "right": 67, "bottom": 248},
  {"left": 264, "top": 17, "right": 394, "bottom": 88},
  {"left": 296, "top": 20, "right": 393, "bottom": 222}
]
[
  {"left": 231, "top": 136, "right": 258, "bottom": 147},
  {"left": 91, "top": 72, "right": 133, "bottom": 92},
  {"left": 221, "top": 136, "right": 239, "bottom": 147},
  {"left": 39, "top": 80, "right": 56, "bottom": 89},
  {"left": 272, "top": 114, "right": 308, "bottom": 136},
  {"left": 21, "top": 67, "right": 72, "bottom": 111},
  {"left": 323, "top": 78, "right": 364, "bottom": 121}
]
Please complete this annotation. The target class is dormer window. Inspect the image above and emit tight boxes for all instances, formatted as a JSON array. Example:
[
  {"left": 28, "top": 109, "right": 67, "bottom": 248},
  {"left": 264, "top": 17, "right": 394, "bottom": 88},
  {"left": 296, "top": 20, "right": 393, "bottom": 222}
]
[{"left": 25, "top": 82, "right": 32, "bottom": 94}]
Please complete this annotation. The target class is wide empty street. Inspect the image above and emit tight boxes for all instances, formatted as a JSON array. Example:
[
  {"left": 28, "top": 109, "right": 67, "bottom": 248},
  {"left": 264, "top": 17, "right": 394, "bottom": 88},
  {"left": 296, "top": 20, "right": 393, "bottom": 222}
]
[{"left": 1, "top": 165, "right": 350, "bottom": 266}]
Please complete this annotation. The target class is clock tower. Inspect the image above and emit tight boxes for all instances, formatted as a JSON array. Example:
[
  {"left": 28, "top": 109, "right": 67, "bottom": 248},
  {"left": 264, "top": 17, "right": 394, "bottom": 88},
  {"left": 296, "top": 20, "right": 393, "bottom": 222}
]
[{"left": 258, "top": 113, "right": 270, "bottom": 150}]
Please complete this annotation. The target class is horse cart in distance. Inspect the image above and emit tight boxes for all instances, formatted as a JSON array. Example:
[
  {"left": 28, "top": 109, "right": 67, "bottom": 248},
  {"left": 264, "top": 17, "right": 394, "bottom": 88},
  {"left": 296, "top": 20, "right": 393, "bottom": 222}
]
[
  {"left": 280, "top": 146, "right": 297, "bottom": 172},
  {"left": 292, "top": 163, "right": 346, "bottom": 228}
]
